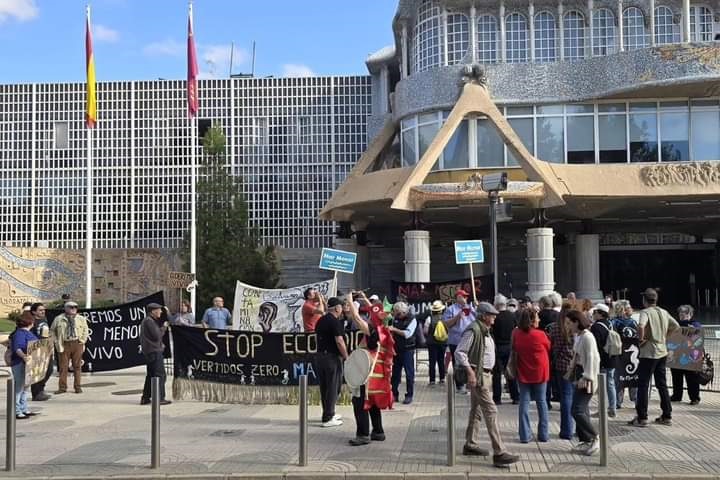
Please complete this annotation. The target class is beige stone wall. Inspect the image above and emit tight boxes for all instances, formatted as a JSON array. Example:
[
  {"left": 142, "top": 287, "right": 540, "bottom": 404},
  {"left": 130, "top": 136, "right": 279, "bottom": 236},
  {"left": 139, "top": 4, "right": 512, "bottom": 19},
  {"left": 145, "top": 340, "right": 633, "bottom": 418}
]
[{"left": 0, "top": 247, "right": 181, "bottom": 317}]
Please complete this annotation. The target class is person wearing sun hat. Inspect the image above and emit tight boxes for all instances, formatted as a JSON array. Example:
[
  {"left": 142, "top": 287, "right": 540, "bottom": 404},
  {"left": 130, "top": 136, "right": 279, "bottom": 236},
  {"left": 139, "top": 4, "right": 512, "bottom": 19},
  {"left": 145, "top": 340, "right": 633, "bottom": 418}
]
[
  {"left": 443, "top": 289, "right": 475, "bottom": 394},
  {"left": 50, "top": 301, "right": 90, "bottom": 394},
  {"left": 423, "top": 300, "right": 448, "bottom": 386}
]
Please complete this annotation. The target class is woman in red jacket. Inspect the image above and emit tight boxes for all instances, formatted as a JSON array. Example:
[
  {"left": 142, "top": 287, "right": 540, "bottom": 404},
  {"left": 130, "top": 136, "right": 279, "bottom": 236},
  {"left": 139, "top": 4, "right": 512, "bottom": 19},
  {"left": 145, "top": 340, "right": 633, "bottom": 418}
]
[{"left": 513, "top": 308, "right": 551, "bottom": 443}]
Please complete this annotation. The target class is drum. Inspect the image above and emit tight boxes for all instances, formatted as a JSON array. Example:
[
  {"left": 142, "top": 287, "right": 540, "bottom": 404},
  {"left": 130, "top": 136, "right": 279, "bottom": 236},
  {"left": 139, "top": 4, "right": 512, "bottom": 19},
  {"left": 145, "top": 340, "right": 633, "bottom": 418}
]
[{"left": 344, "top": 349, "right": 373, "bottom": 388}]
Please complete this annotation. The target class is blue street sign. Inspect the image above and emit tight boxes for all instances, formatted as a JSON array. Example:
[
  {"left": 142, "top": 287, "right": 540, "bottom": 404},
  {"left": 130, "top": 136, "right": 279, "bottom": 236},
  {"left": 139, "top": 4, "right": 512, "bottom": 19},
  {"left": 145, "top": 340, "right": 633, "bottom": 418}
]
[
  {"left": 319, "top": 247, "right": 357, "bottom": 274},
  {"left": 454, "top": 240, "right": 485, "bottom": 264}
]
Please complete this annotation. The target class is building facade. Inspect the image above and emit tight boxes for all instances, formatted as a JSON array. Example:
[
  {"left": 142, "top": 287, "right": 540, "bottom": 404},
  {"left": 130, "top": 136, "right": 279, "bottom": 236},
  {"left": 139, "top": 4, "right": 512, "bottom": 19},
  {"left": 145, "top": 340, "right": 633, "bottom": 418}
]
[
  {"left": 0, "top": 77, "right": 370, "bottom": 313},
  {"left": 322, "top": 0, "right": 720, "bottom": 313}
]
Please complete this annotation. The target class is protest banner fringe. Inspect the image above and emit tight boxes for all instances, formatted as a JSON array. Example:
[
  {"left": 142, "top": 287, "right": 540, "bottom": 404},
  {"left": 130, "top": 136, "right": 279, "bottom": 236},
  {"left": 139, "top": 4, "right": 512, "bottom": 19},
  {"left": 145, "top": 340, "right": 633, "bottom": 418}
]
[{"left": 172, "top": 377, "right": 352, "bottom": 405}]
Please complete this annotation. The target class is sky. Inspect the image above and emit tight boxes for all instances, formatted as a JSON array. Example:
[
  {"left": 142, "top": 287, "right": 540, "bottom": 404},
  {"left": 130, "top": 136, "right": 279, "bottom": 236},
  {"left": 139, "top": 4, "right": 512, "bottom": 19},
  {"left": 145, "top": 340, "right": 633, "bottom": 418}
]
[{"left": 0, "top": 0, "right": 398, "bottom": 84}]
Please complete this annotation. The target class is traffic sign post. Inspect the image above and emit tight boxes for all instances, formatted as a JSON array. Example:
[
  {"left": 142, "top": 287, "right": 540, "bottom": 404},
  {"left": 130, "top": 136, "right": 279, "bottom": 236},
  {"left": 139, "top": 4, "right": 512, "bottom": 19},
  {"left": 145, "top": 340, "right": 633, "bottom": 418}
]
[{"left": 454, "top": 240, "right": 485, "bottom": 304}]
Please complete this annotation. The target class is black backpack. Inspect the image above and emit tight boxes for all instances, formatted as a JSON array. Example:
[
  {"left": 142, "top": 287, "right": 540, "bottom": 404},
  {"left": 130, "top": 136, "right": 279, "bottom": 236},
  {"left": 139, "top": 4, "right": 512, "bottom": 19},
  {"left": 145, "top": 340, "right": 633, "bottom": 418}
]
[{"left": 697, "top": 353, "right": 714, "bottom": 386}]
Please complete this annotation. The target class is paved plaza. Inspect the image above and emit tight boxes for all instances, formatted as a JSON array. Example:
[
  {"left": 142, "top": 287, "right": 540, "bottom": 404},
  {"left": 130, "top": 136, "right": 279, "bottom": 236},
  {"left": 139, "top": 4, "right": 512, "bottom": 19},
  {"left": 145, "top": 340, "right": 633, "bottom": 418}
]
[{"left": 1, "top": 362, "right": 720, "bottom": 480}]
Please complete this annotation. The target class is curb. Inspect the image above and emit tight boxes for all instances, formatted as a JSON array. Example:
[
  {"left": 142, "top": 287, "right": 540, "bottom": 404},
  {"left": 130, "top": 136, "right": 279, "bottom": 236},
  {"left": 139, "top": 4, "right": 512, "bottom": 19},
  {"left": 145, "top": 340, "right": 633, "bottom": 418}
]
[{"left": 10, "top": 474, "right": 720, "bottom": 480}]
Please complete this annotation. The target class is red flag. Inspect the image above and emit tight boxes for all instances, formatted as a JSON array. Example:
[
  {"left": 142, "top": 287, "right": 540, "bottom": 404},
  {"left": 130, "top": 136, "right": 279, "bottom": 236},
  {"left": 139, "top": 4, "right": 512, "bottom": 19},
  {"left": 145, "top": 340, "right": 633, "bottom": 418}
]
[{"left": 187, "top": 4, "right": 199, "bottom": 118}]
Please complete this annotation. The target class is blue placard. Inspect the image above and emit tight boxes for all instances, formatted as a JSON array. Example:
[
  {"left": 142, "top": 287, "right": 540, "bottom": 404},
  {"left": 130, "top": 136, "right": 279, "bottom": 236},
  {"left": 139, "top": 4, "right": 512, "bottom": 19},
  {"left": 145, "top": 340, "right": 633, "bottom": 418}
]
[
  {"left": 454, "top": 240, "right": 484, "bottom": 264},
  {"left": 319, "top": 247, "right": 357, "bottom": 274}
]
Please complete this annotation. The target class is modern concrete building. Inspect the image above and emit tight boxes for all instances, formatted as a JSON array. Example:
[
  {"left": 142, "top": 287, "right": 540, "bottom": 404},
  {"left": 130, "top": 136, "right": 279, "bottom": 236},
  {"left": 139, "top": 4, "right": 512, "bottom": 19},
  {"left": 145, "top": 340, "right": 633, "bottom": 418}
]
[{"left": 322, "top": 0, "right": 720, "bottom": 310}]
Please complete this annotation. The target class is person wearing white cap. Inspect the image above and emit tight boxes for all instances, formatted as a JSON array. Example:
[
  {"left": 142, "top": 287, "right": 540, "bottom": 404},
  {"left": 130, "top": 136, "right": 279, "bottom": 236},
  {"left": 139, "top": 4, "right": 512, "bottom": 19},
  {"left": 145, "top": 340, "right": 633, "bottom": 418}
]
[
  {"left": 423, "top": 300, "right": 447, "bottom": 386},
  {"left": 589, "top": 303, "right": 617, "bottom": 417},
  {"left": 368, "top": 294, "right": 381, "bottom": 305},
  {"left": 50, "top": 301, "right": 90, "bottom": 394}
]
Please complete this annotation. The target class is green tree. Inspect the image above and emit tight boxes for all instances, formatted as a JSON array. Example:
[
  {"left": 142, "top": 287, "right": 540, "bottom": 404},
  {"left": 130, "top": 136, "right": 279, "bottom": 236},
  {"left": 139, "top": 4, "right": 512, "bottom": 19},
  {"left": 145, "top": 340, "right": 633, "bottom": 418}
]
[{"left": 184, "top": 125, "right": 281, "bottom": 312}]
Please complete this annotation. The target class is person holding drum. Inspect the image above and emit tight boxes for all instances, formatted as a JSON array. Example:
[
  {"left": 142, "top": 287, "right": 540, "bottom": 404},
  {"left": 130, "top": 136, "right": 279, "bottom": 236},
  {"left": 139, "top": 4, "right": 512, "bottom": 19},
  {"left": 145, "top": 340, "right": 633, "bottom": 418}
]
[{"left": 344, "top": 296, "right": 396, "bottom": 446}]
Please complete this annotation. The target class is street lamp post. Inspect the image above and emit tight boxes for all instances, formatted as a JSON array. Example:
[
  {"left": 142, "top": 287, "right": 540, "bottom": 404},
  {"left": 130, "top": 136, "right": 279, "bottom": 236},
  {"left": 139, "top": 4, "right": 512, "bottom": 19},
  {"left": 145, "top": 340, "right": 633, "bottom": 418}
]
[{"left": 480, "top": 172, "right": 508, "bottom": 297}]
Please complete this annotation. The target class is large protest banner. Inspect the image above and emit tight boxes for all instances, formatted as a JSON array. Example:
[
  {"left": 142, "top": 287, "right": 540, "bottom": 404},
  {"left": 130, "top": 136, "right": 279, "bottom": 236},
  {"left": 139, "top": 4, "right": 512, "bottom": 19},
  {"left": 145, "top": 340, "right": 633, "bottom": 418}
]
[
  {"left": 47, "top": 292, "right": 168, "bottom": 372},
  {"left": 617, "top": 337, "right": 641, "bottom": 388},
  {"left": 667, "top": 327, "right": 705, "bottom": 372},
  {"left": 231, "top": 279, "right": 336, "bottom": 332},
  {"left": 390, "top": 276, "right": 494, "bottom": 313},
  {"left": 172, "top": 324, "right": 363, "bottom": 404},
  {"left": 24, "top": 338, "right": 54, "bottom": 386}
]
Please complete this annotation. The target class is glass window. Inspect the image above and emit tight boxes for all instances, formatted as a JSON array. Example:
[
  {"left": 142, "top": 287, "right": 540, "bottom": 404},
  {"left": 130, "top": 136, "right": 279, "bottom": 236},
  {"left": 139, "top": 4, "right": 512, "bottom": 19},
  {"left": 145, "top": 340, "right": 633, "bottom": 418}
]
[
  {"left": 402, "top": 128, "right": 417, "bottom": 166},
  {"left": 536, "top": 116, "right": 564, "bottom": 163},
  {"left": 412, "top": 0, "right": 442, "bottom": 73},
  {"left": 507, "top": 106, "right": 533, "bottom": 116},
  {"left": 534, "top": 11, "right": 557, "bottom": 62},
  {"left": 660, "top": 109, "right": 689, "bottom": 161},
  {"left": 567, "top": 104, "right": 594, "bottom": 114},
  {"left": 447, "top": 13, "right": 469, "bottom": 65},
  {"left": 477, "top": 118, "right": 505, "bottom": 167},
  {"left": 690, "top": 6, "right": 713, "bottom": 42},
  {"left": 691, "top": 109, "right": 720, "bottom": 160},
  {"left": 54, "top": 122, "right": 69, "bottom": 149},
  {"left": 630, "top": 110, "right": 658, "bottom": 162},
  {"left": 507, "top": 118, "right": 533, "bottom": 166},
  {"left": 537, "top": 105, "right": 563, "bottom": 115},
  {"left": 506, "top": 13, "right": 529, "bottom": 63},
  {"left": 563, "top": 11, "right": 586, "bottom": 60},
  {"left": 443, "top": 119, "right": 469, "bottom": 169},
  {"left": 593, "top": 8, "right": 617, "bottom": 56},
  {"left": 599, "top": 114, "right": 627, "bottom": 163},
  {"left": 654, "top": 6, "right": 680, "bottom": 45},
  {"left": 567, "top": 116, "right": 595, "bottom": 163},
  {"left": 623, "top": 7, "right": 647, "bottom": 50},
  {"left": 418, "top": 121, "right": 439, "bottom": 161},
  {"left": 477, "top": 15, "right": 498, "bottom": 64}
]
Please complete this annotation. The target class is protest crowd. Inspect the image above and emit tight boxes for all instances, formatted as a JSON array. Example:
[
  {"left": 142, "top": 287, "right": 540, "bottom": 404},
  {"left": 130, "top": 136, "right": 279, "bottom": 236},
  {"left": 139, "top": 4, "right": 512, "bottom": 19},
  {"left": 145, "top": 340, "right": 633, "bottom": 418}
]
[{"left": 2, "top": 284, "right": 712, "bottom": 469}]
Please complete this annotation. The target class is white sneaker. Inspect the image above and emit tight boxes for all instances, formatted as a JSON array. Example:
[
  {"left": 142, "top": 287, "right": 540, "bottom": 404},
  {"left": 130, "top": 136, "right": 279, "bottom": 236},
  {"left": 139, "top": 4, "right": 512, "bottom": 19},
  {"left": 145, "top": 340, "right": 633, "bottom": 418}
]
[
  {"left": 584, "top": 438, "right": 600, "bottom": 456},
  {"left": 322, "top": 418, "right": 343, "bottom": 428},
  {"left": 333, "top": 414, "right": 342, "bottom": 421},
  {"left": 571, "top": 442, "right": 589, "bottom": 453}
]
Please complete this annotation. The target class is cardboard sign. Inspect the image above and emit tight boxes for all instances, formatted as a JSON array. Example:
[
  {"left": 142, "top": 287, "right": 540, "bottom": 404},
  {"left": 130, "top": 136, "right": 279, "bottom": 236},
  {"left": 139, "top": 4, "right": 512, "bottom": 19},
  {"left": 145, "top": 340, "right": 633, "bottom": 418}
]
[
  {"left": 167, "top": 271, "right": 196, "bottom": 289},
  {"left": 454, "top": 240, "right": 484, "bottom": 264},
  {"left": 319, "top": 248, "right": 357, "bottom": 274},
  {"left": 666, "top": 327, "right": 705, "bottom": 372}
]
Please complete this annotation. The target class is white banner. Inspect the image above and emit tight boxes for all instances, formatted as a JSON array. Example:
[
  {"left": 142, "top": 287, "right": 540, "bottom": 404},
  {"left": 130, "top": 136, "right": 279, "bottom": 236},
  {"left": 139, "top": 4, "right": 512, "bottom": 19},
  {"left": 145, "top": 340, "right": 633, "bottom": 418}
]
[{"left": 231, "top": 278, "right": 337, "bottom": 332}]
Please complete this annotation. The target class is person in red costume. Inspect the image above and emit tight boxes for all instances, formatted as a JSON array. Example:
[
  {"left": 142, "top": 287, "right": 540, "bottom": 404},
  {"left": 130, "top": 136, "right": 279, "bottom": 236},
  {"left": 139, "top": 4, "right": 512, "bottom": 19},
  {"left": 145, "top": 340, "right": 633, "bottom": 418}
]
[{"left": 346, "top": 294, "right": 396, "bottom": 446}]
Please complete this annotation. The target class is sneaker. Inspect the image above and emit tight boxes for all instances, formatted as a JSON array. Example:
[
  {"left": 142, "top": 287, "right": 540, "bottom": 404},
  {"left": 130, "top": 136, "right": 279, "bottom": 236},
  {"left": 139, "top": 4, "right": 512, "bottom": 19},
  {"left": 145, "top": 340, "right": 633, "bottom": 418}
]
[
  {"left": 160, "top": 400, "right": 172, "bottom": 406},
  {"left": 32, "top": 392, "right": 51, "bottom": 401},
  {"left": 15, "top": 414, "right": 28, "bottom": 420},
  {"left": 348, "top": 436, "right": 370, "bottom": 446},
  {"left": 457, "top": 386, "right": 468, "bottom": 395},
  {"left": 608, "top": 409, "right": 616, "bottom": 418},
  {"left": 493, "top": 452, "right": 520, "bottom": 467},
  {"left": 332, "top": 414, "right": 342, "bottom": 421},
  {"left": 571, "top": 442, "right": 590, "bottom": 453},
  {"left": 654, "top": 416, "right": 672, "bottom": 426},
  {"left": 321, "top": 418, "right": 343, "bottom": 428},
  {"left": 462, "top": 444, "right": 489, "bottom": 456},
  {"left": 140, "top": 398, "right": 151, "bottom": 405},
  {"left": 627, "top": 417, "right": 648, "bottom": 427},
  {"left": 438, "top": 380, "right": 445, "bottom": 385},
  {"left": 370, "top": 432, "right": 386, "bottom": 441},
  {"left": 584, "top": 438, "right": 600, "bottom": 456},
  {"left": 54, "top": 390, "right": 66, "bottom": 395},
  {"left": 74, "top": 387, "right": 83, "bottom": 394},
  {"left": 23, "top": 411, "right": 37, "bottom": 417},
  {"left": 690, "top": 399, "right": 700, "bottom": 406},
  {"left": 402, "top": 396, "right": 413, "bottom": 405},
  {"left": 428, "top": 381, "right": 436, "bottom": 386}
]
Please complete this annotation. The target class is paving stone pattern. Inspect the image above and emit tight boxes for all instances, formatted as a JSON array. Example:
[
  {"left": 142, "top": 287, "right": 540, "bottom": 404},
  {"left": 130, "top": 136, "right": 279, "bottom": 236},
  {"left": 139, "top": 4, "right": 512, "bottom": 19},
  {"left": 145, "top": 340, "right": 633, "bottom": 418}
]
[{"left": 1, "top": 364, "right": 720, "bottom": 479}]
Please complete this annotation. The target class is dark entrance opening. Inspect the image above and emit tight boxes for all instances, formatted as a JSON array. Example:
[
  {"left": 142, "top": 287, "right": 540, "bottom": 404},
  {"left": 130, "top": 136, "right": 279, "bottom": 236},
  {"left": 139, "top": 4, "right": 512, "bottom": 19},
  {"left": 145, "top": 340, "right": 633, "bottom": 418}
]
[{"left": 600, "top": 247, "right": 718, "bottom": 310}]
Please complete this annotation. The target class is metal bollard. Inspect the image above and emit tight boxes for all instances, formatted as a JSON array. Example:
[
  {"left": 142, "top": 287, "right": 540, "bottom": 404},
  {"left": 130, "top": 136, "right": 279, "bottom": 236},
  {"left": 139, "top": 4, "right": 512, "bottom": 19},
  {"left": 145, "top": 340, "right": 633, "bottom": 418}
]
[
  {"left": 446, "top": 365, "right": 456, "bottom": 467},
  {"left": 151, "top": 377, "right": 160, "bottom": 469},
  {"left": 597, "top": 372, "right": 608, "bottom": 467},
  {"left": 6, "top": 377, "right": 15, "bottom": 472},
  {"left": 298, "top": 374, "right": 308, "bottom": 467}
]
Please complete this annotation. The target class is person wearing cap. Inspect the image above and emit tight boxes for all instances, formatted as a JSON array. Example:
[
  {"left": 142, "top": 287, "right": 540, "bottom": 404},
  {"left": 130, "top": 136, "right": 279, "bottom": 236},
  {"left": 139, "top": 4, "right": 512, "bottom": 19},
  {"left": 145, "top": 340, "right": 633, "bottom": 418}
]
[
  {"left": 301, "top": 287, "right": 326, "bottom": 333},
  {"left": 455, "top": 301, "right": 519, "bottom": 467},
  {"left": 506, "top": 298, "right": 519, "bottom": 313},
  {"left": 628, "top": 288, "right": 679, "bottom": 427},
  {"left": 519, "top": 296, "right": 533, "bottom": 311},
  {"left": 589, "top": 303, "right": 617, "bottom": 417},
  {"left": 50, "top": 301, "right": 90, "bottom": 394},
  {"left": 368, "top": 294, "right": 382, "bottom": 306},
  {"left": 443, "top": 289, "right": 475, "bottom": 395},
  {"left": 389, "top": 301, "right": 417, "bottom": 404},
  {"left": 315, "top": 297, "right": 349, "bottom": 427},
  {"left": 423, "top": 300, "right": 447, "bottom": 386},
  {"left": 491, "top": 294, "right": 519, "bottom": 405},
  {"left": 140, "top": 303, "right": 171, "bottom": 405}
]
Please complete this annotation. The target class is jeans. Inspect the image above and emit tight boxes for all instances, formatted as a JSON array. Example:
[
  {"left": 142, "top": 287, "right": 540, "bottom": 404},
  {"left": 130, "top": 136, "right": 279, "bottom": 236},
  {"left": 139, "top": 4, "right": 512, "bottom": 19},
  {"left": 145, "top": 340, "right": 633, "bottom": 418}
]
[
  {"left": 558, "top": 376, "right": 575, "bottom": 439},
  {"left": 601, "top": 367, "right": 617, "bottom": 412},
  {"left": 427, "top": 344, "right": 446, "bottom": 383},
  {"left": 493, "top": 344, "right": 518, "bottom": 403},
  {"left": 352, "top": 385, "right": 383, "bottom": 437},
  {"left": 518, "top": 382, "right": 549, "bottom": 443},
  {"left": 142, "top": 351, "right": 167, "bottom": 401},
  {"left": 671, "top": 368, "right": 701, "bottom": 402},
  {"left": 391, "top": 350, "right": 415, "bottom": 400},
  {"left": 316, "top": 352, "right": 343, "bottom": 422},
  {"left": 636, "top": 356, "right": 672, "bottom": 421},
  {"left": 571, "top": 388, "right": 597, "bottom": 443},
  {"left": 11, "top": 363, "right": 28, "bottom": 416},
  {"left": 448, "top": 344, "right": 464, "bottom": 390}
]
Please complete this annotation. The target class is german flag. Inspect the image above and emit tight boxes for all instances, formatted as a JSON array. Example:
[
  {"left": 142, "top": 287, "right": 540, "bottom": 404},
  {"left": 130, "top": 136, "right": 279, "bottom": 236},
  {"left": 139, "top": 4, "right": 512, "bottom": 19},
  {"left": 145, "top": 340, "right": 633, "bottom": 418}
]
[{"left": 86, "top": 6, "right": 97, "bottom": 129}]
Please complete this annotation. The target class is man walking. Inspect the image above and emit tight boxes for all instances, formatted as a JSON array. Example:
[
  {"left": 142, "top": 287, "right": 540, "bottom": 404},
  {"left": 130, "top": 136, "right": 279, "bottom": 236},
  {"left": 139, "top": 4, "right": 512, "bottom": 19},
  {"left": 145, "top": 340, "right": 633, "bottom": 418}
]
[
  {"left": 456, "top": 302, "right": 519, "bottom": 468},
  {"left": 628, "top": 288, "right": 679, "bottom": 427},
  {"left": 491, "top": 294, "right": 518, "bottom": 405},
  {"left": 140, "top": 303, "right": 171, "bottom": 405},
  {"left": 30, "top": 303, "right": 52, "bottom": 401},
  {"left": 50, "top": 301, "right": 90, "bottom": 394},
  {"left": 315, "top": 297, "right": 348, "bottom": 427},
  {"left": 201, "top": 297, "right": 232, "bottom": 330}
]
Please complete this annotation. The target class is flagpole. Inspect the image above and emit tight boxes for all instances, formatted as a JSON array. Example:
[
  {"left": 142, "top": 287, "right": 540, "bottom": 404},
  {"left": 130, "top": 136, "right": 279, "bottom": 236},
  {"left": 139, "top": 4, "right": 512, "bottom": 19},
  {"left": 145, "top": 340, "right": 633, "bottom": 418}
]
[
  {"left": 190, "top": 115, "right": 197, "bottom": 315},
  {"left": 86, "top": 127, "right": 93, "bottom": 308}
]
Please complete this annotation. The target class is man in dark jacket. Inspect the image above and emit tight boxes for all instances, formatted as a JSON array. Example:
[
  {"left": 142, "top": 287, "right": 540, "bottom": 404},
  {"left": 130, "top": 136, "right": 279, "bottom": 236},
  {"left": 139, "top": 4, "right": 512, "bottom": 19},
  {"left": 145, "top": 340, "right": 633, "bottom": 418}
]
[
  {"left": 590, "top": 303, "right": 616, "bottom": 417},
  {"left": 389, "top": 301, "right": 417, "bottom": 405},
  {"left": 491, "top": 295, "right": 518, "bottom": 405},
  {"left": 140, "top": 302, "right": 171, "bottom": 405},
  {"left": 30, "top": 302, "right": 53, "bottom": 401}
]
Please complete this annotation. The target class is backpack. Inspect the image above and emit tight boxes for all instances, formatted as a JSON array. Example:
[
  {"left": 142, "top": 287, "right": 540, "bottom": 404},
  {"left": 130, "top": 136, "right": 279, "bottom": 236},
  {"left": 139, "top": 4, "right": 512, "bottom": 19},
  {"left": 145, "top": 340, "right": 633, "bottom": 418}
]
[
  {"left": 697, "top": 353, "right": 714, "bottom": 386},
  {"left": 597, "top": 321, "right": 623, "bottom": 357},
  {"left": 414, "top": 318, "right": 427, "bottom": 348},
  {"left": 433, "top": 321, "right": 449, "bottom": 343}
]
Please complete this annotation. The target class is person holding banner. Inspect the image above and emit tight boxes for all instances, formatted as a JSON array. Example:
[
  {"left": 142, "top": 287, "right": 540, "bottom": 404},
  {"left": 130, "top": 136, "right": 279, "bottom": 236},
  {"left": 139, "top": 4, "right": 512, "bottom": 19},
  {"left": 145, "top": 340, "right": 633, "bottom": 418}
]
[
  {"left": 315, "top": 297, "right": 349, "bottom": 427},
  {"left": 8, "top": 312, "right": 38, "bottom": 419},
  {"left": 30, "top": 302, "right": 53, "bottom": 402},
  {"left": 611, "top": 300, "right": 637, "bottom": 409},
  {"left": 670, "top": 304, "right": 702, "bottom": 405},
  {"left": 51, "top": 301, "right": 90, "bottom": 394},
  {"left": 140, "top": 303, "right": 171, "bottom": 405},
  {"left": 444, "top": 290, "right": 475, "bottom": 395}
]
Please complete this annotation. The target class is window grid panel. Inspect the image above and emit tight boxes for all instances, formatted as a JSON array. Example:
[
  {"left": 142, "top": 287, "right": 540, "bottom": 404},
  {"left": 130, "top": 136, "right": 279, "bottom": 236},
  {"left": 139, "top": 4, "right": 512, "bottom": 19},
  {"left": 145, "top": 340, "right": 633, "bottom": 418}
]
[
  {"left": 593, "top": 8, "right": 617, "bottom": 56},
  {"left": 690, "top": 6, "right": 713, "bottom": 42},
  {"left": 506, "top": 13, "right": 529, "bottom": 63},
  {"left": 654, "top": 6, "right": 681, "bottom": 45},
  {"left": 446, "top": 13, "right": 470, "bottom": 65},
  {"left": 534, "top": 11, "right": 558, "bottom": 62},
  {"left": 563, "top": 11, "right": 586, "bottom": 60},
  {"left": 412, "top": 0, "right": 442, "bottom": 73},
  {"left": 477, "top": 14, "right": 499, "bottom": 64},
  {"left": 623, "top": 7, "right": 648, "bottom": 50}
]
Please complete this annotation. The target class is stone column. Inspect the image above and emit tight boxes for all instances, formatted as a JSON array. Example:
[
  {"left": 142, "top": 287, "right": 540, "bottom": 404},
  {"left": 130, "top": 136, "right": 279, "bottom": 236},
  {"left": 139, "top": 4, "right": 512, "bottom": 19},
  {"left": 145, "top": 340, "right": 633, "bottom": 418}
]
[
  {"left": 649, "top": 0, "right": 656, "bottom": 46},
  {"left": 404, "top": 230, "right": 430, "bottom": 282},
  {"left": 558, "top": 1, "right": 565, "bottom": 60},
  {"left": 575, "top": 234, "right": 603, "bottom": 301},
  {"left": 529, "top": 2, "right": 536, "bottom": 62},
  {"left": 401, "top": 24, "right": 409, "bottom": 78},
  {"left": 499, "top": 1, "right": 507, "bottom": 62},
  {"left": 470, "top": 5, "right": 477, "bottom": 63},
  {"left": 588, "top": 0, "right": 594, "bottom": 57},
  {"left": 526, "top": 227, "right": 555, "bottom": 301},
  {"left": 682, "top": 0, "right": 691, "bottom": 43},
  {"left": 334, "top": 237, "right": 358, "bottom": 294},
  {"left": 618, "top": 0, "right": 625, "bottom": 52}
]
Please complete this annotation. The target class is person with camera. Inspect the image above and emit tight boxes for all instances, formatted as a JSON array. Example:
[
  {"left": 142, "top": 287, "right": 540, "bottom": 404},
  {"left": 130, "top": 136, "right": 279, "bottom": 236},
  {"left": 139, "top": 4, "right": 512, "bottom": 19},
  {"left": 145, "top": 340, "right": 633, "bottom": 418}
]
[
  {"left": 140, "top": 303, "right": 171, "bottom": 405},
  {"left": 443, "top": 290, "right": 475, "bottom": 395}
]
